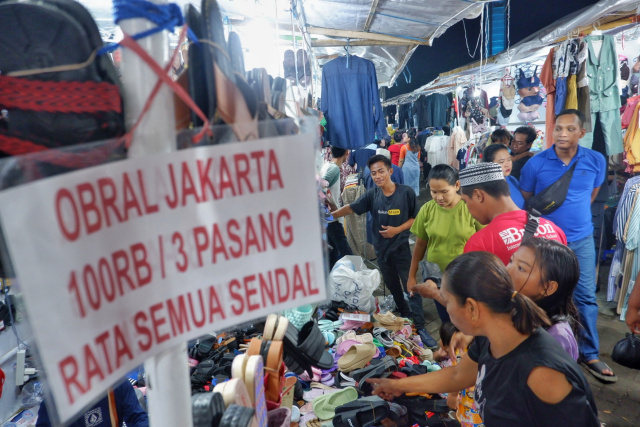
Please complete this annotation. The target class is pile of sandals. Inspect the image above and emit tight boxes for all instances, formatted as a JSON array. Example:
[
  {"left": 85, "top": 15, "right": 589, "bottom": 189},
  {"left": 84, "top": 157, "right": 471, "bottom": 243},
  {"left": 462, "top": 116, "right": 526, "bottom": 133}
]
[{"left": 185, "top": 301, "right": 460, "bottom": 427}]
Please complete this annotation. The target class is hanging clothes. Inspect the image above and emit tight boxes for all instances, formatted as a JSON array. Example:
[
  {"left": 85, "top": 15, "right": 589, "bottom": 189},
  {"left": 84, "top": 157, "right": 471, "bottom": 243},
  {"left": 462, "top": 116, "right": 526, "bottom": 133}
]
[
  {"left": 579, "top": 34, "right": 623, "bottom": 155},
  {"left": 384, "top": 104, "right": 397, "bottom": 125},
  {"left": 398, "top": 102, "right": 412, "bottom": 129},
  {"left": 402, "top": 150, "right": 421, "bottom": 195},
  {"left": 622, "top": 99, "right": 640, "bottom": 172},
  {"left": 449, "top": 126, "right": 468, "bottom": 170},
  {"left": 576, "top": 39, "right": 593, "bottom": 132},
  {"left": 608, "top": 177, "right": 640, "bottom": 321},
  {"left": 321, "top": 55, "right": 387, "bottom": 149},
  {"left": 425, "top": 135, "right": 450, "bottom": 166},
  {"left": 424, "top": 93, "right": 451, "bottom": 128},
  {"left": 540, "top": 48, "right": 556, "bottom": 148},
  {"left": 516, "top": 67, "right": 542, "bottom": 123},
  {"left": 413, "top": 95, "right": 428, "bottom": 129}
]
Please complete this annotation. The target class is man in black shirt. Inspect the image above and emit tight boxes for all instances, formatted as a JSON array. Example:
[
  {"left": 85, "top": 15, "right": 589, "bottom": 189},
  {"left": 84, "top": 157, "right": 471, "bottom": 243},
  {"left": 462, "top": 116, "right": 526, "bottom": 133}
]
[
  {"left": 510, "top": 126, "right": 537, "bottom": 179},
  {"left": 332, "top": 155, "right": 437, "bottom": 348}
]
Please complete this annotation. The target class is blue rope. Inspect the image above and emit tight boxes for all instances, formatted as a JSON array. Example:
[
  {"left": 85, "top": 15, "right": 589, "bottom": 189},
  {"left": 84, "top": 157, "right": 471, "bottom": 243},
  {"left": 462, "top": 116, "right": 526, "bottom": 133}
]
[{"left": 97, "top": 0, "right": 196, "bottom": 56}]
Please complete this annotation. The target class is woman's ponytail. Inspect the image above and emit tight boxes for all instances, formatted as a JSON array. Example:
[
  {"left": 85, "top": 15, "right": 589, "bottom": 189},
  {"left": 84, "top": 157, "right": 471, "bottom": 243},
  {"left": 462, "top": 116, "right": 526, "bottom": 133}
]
[
  {"left": 446, "top": 252, "right": 550, "bottom": 335},
  {"left": 511, "top": 292, "right": 551, "bottom": 334}
]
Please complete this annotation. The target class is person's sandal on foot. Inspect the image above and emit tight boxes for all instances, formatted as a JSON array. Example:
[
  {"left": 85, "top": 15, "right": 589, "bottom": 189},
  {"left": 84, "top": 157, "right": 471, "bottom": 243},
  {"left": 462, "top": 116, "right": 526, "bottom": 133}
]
[{"left": 579, "top": 358, "right": 617, "bottom": 383}]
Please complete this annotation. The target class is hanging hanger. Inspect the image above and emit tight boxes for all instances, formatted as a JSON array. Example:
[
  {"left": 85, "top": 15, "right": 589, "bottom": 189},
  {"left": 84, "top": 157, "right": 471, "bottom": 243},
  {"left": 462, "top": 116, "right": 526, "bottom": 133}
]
[
  {"left": 344, "top": 38, "right": 351, "bottom": 68},
  {"left": 591, "top": 21, "right": 603, "bottom": 37}
]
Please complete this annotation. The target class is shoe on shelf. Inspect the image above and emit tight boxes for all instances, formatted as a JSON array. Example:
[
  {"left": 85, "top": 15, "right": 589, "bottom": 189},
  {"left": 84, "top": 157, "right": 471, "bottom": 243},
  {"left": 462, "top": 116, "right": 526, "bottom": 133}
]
[{"left": 416, "top": 328, "right": 438, "bottom": 350}]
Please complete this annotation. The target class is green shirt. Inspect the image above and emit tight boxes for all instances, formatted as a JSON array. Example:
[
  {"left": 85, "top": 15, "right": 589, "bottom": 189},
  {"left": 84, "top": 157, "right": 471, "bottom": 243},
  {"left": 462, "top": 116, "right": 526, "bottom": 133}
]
[{"left": 410, "top": 199, "right": 483, "bottom": 272}]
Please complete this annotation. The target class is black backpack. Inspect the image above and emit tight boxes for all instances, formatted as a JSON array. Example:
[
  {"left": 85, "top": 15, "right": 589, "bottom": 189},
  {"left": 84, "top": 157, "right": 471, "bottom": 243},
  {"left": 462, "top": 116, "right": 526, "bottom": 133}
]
[{"left": 0, "top": 0, "right": 124, "bottom": 157}]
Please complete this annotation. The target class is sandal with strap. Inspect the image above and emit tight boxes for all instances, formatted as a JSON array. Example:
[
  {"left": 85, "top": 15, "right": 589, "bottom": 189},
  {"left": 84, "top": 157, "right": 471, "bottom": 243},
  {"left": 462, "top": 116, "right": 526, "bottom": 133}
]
[{"left": 579, "top": 359, "right": 618, "bottom": 384}]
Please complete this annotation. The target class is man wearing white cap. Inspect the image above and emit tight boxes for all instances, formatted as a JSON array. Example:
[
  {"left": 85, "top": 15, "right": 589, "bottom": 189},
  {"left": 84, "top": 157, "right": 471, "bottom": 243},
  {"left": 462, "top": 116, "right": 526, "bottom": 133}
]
[{"left": 459, "top": 162, "right": 567, "bottom": 264}]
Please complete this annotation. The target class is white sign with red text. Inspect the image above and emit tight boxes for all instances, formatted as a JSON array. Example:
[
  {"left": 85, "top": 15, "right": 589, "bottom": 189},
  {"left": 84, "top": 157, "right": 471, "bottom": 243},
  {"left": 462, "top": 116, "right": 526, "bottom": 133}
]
[{"left": 0, "top": 134, "right": 325, "bottom": 423}]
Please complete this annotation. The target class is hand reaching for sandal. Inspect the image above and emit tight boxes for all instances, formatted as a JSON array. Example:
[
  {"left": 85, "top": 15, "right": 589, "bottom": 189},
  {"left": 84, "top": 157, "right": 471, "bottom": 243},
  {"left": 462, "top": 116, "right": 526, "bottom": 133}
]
[{"left": 366, "top": 377, "right": 403, "bottom": 400}]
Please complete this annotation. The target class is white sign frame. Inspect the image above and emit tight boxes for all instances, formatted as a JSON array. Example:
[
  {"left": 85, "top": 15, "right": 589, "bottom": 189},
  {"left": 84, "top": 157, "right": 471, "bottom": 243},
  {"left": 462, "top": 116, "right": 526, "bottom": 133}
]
[{"left": 0, "top": 134, "right": 326, "bottom": 423}]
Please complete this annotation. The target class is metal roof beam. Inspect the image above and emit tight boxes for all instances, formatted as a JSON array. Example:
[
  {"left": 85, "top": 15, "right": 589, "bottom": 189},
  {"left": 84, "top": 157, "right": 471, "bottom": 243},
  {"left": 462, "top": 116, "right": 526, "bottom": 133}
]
[
  {"left": 306, "top": 26, "right": 431, "bottom": 46},
  {"left": 311, "top": 39, "right": 407, "bottom": 47},
  {"left": 363, "top": 0, "right": 381, "bottom": 32}
]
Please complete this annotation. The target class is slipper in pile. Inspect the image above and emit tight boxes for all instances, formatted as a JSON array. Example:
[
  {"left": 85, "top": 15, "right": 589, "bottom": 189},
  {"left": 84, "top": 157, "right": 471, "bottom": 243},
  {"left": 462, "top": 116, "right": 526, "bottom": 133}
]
[
  {"left": 373, "top": 327, "right": 394, "bottom": 347},
  {"left": 303, "top": 387, "right": 341, "bottom": 403},
  {"left": 263, "top": 314, "right": 289, "bottom": 341},
  {"left": 219, "top": 404, "right": 258, "bottom": 427},
  {"left": 373, "top": 312, "right": 405, "bottom": 332},
  {"left": 231, "top": 354, "right": 267, "bottom": 425},
  {"left": 336, "top": 331, "right": 373, "bottom": 346},
  {"left": 332, "top": 396, "right": 390, "bottom": 427},
  {"left": 338, "top": 343, "right": 377, "bottom": 373},
  {"left": 191, "top": 391, "right": 225, "bottom": 427},
  {"left": 214, "top": 378, "right": 253, "bottom": 408},
  {"left": 266, "top": 407, "right": 291, "bottom": 427},
  {"left": 312, "top": 386, "right": 358, "bottom": 420},
  {"left": 283, "top": 320, "right": 334, "bottom": 375}
]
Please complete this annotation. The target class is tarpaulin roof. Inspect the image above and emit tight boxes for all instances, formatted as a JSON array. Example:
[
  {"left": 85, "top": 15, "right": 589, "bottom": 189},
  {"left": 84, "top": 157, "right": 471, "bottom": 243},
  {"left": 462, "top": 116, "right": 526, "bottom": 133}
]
[
  {"left": 214, "top": 0, "right": 499, "bottom": 87},
  {"left": 383, "top": 0, "right": 640, "bottom": 105}
]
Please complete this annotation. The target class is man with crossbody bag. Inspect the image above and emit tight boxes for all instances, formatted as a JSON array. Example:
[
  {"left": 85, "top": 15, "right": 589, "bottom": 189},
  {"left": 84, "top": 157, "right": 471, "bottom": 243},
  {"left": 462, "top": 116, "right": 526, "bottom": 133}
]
[{"left": 520, "top": 109, "right": 614, "bottom": 383}]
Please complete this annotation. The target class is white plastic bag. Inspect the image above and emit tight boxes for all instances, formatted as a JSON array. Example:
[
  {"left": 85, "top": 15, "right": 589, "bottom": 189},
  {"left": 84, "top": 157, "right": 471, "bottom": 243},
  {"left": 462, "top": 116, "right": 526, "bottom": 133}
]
[{"left": 329, "top": 256, "right": 380, "bottom": 313}]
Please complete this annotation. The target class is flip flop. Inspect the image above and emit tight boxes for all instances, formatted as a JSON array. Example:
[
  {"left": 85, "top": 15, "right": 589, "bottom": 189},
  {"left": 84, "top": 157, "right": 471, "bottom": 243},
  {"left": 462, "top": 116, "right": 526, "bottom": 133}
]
[{"left": 579, "top": 359, "right": 618, "bottom": 384}]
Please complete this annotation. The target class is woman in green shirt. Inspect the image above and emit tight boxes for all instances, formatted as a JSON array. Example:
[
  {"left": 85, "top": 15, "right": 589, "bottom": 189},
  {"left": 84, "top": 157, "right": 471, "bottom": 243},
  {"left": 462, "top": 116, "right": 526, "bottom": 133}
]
[{"left": 408, "top": 164, "right": 483, "bottom": 322}]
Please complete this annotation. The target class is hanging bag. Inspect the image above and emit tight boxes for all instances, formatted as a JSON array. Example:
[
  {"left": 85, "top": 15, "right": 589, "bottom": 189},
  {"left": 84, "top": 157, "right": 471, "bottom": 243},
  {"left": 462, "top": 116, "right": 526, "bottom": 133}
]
[{"left": 526, "top": 160, "right": 578, "bottom": 215}]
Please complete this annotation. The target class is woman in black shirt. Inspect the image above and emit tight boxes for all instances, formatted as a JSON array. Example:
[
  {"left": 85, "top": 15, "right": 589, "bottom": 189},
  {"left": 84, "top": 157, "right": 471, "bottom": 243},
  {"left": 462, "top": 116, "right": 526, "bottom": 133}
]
[{"left": 367, "top": 252, "right": 599, "bottom": 427}]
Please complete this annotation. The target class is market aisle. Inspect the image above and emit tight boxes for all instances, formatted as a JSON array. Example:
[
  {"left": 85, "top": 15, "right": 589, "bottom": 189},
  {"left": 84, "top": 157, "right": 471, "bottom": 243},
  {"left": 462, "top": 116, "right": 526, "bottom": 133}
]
[
  {"left": 375, "top": 177, "right": 640, "bottom": 427},
  {"left": 591, "top": 271, "right": 640, "bottom": 427}
]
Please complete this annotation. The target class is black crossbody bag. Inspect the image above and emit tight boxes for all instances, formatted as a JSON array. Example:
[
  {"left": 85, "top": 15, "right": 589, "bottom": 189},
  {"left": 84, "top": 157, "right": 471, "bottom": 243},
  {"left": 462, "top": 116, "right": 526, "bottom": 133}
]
[{"left": 526, "top": 160, "right": 578, "bottom": 215}]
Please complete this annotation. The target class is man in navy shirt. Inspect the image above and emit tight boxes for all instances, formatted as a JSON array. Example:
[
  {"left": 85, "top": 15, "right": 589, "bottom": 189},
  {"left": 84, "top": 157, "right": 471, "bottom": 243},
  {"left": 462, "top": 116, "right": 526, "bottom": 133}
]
[{"left": 520, "top": 109, "right": 615, "bottom": 383}]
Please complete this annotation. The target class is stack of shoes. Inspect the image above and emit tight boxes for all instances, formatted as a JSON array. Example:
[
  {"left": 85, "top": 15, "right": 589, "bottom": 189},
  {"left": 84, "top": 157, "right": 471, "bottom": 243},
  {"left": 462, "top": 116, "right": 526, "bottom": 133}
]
[{"left": 187, "top": 301, "right": 452, "bottom": 426}]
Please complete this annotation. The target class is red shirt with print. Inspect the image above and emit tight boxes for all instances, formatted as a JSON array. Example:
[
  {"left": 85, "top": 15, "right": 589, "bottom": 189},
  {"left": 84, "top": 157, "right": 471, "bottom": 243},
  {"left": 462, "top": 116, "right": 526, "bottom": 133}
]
[{"left": 463, "top": 210, "right": 567, "bottom": 265}]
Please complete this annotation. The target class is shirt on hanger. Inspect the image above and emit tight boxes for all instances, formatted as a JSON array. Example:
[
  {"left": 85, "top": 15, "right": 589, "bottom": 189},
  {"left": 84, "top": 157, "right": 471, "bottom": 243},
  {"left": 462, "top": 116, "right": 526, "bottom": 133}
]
[{"left": 321, "top": 56, "right": 387, "bottom": 149}]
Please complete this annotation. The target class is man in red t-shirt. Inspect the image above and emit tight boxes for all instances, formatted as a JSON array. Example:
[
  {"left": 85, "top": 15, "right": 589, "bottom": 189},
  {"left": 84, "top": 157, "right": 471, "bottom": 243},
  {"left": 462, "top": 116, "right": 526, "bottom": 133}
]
[
  {"left": 388, "top": 131, "right": 406, "bottom": 166},
  {"left": 460, "top": 163, "right": 567, "bottom": 265}
]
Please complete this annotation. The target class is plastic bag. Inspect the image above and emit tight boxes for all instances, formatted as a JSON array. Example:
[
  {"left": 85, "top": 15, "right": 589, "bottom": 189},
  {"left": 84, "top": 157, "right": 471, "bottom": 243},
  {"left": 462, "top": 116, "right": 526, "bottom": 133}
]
[
  {"left": 378, "top": 295, "right": 396, "bottom": 313},
  {"left": 420, "top": 260, "right": 442, "bottom": 286},
  {"left": 612, "top": 333, "right": 640, "bottom": 370},
  {"left": 329, "top": 256, "right": 380, "bottom": 313}
]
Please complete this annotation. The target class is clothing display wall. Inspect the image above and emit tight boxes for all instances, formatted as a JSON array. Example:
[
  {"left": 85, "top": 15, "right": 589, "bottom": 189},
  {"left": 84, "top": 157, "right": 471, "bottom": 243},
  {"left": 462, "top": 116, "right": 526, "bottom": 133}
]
[
  {"left": 607, "top": 176, "right": 640, "bottom": 320},
  {"left": 321, "top": 55, "right": 387, "bottom": 149}
]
